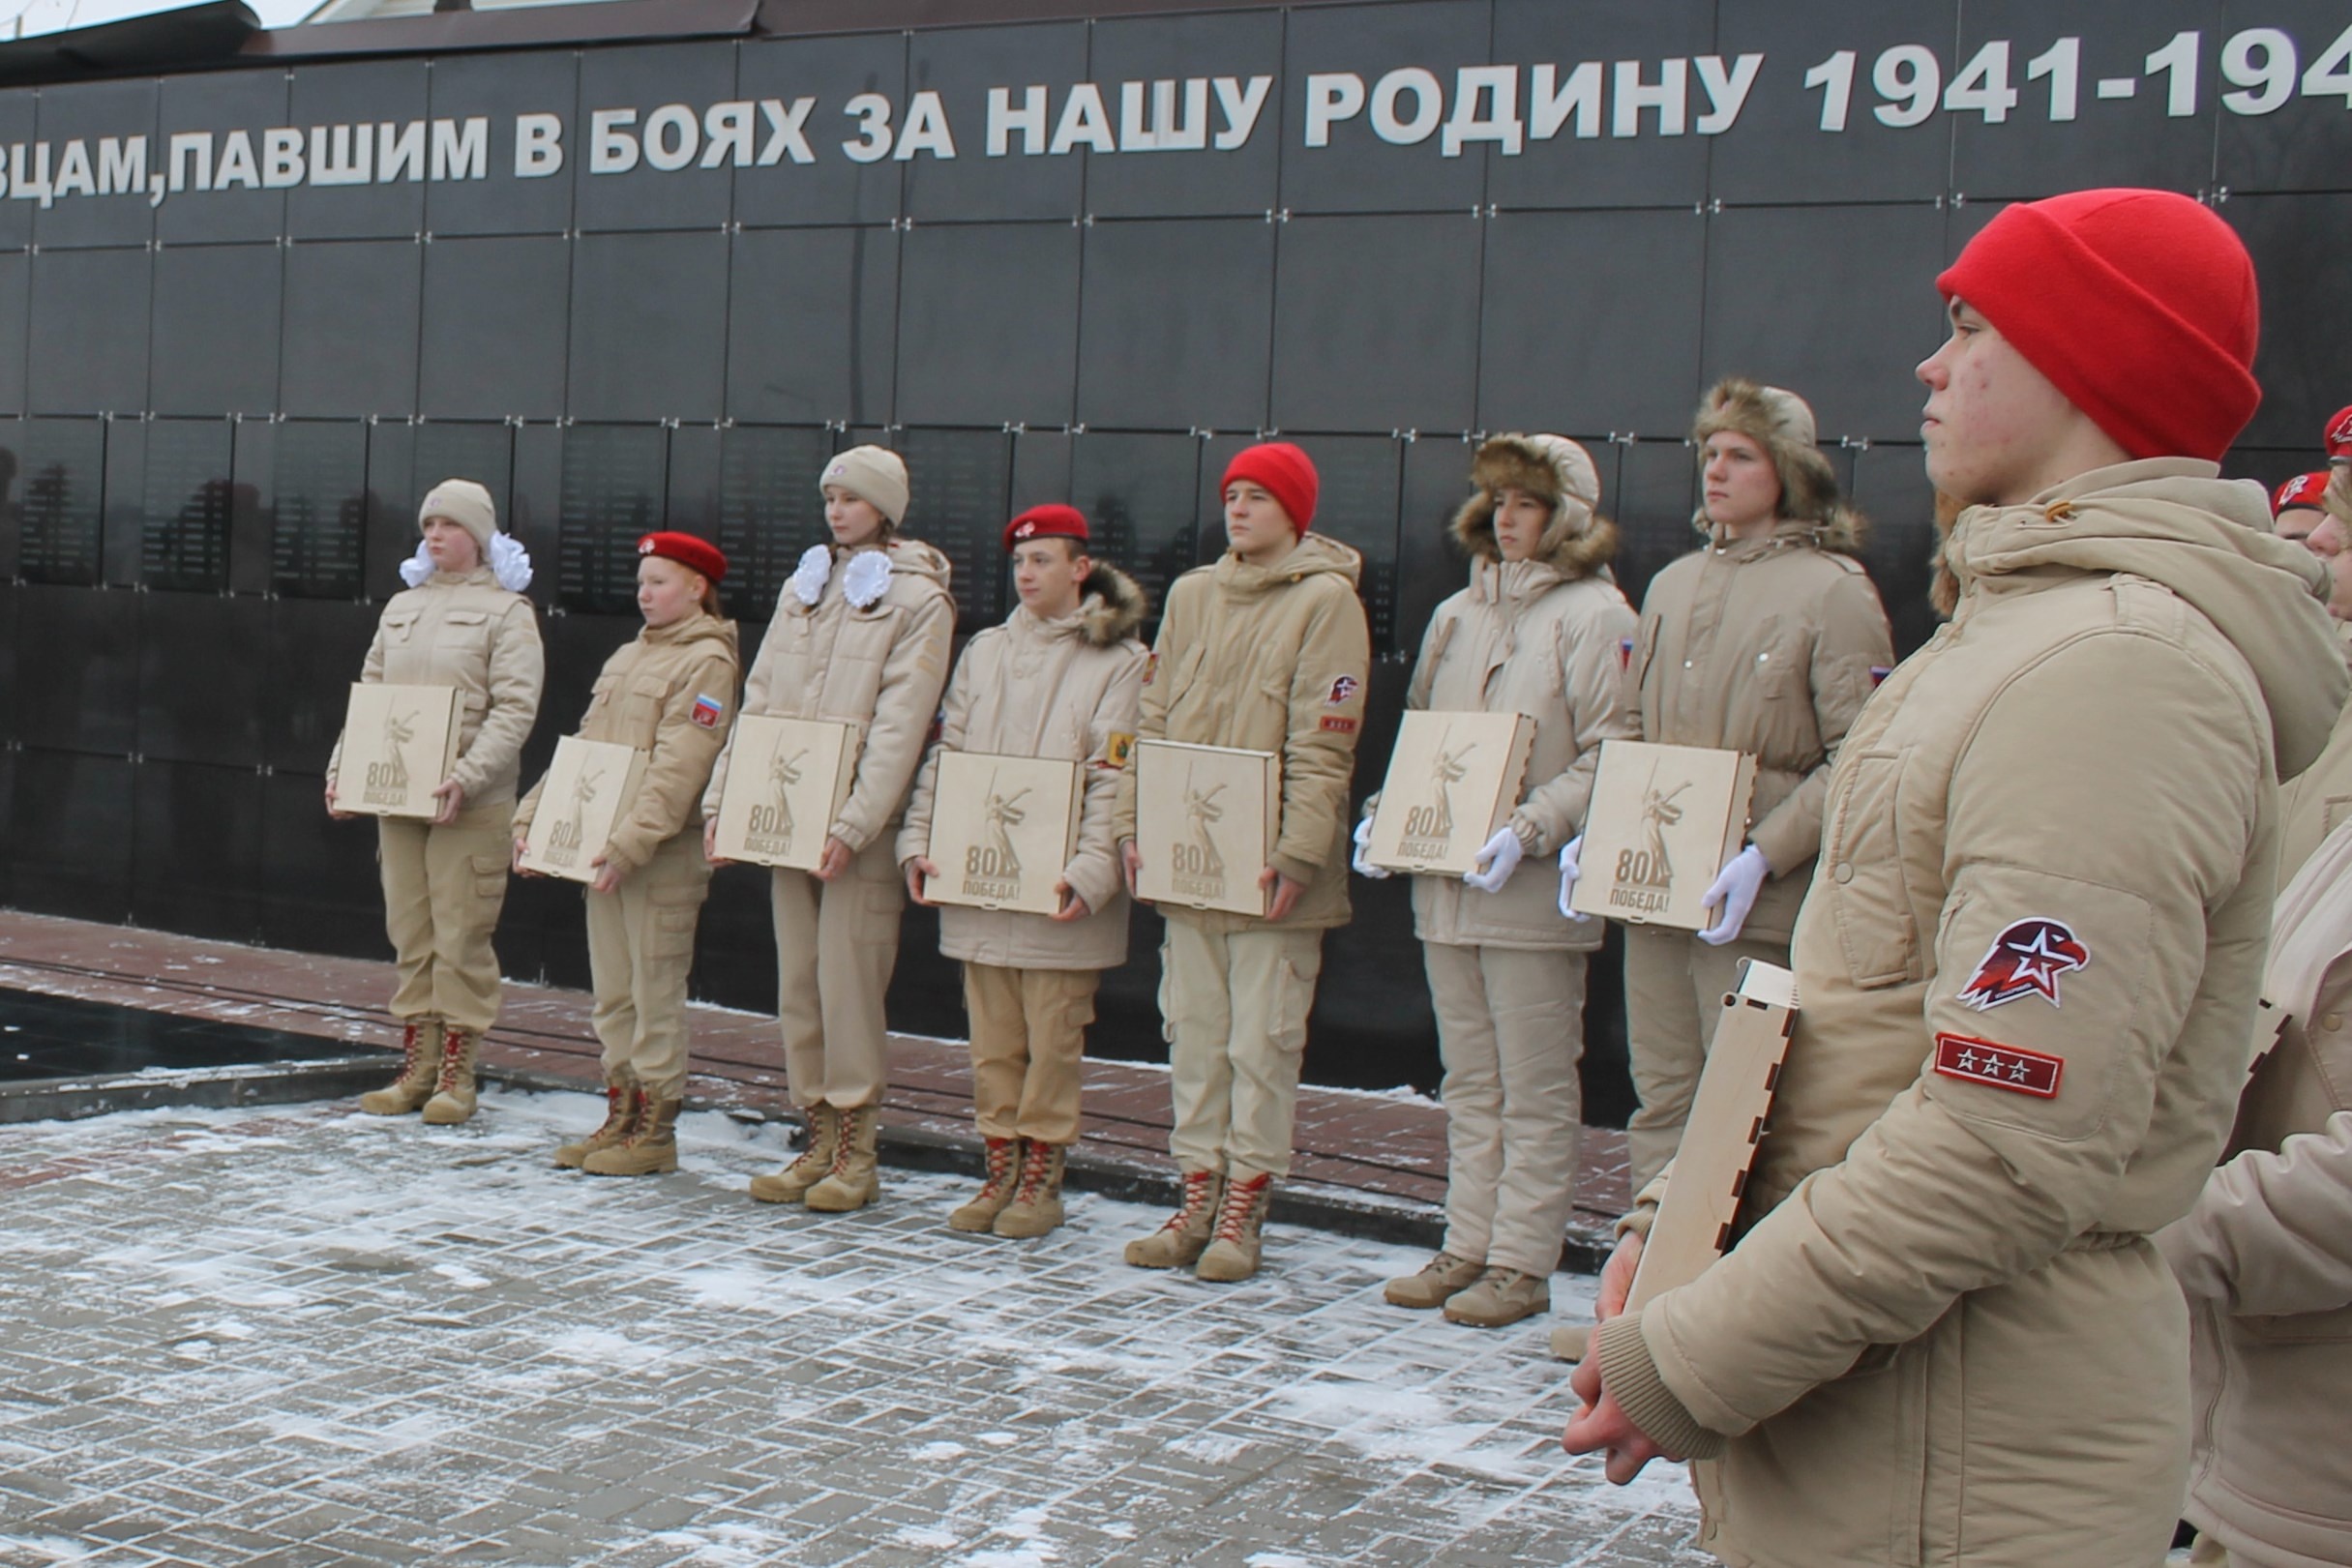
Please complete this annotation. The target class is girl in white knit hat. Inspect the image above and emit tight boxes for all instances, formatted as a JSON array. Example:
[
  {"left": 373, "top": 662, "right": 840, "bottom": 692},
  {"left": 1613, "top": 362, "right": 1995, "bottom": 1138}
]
[
  {"left": 328, "top": 479, "right": 545, "bottom": 1126},
  {"left": 702, "top": 447, "right": 955, "bottom": 1211}
]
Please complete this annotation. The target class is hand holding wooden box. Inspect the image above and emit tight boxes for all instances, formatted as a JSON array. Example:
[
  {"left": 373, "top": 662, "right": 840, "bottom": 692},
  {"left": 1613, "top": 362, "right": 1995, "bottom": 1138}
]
[
  {"left": 1365, "top": 711, "right": 1537, "bottom": 876},
  {"left": 1132, "top": 740, "right": 1281, "bottom": 917},
  {"left": 520, "top": 736, "right": 650, "bottom": 882},
  {"left": 1623, "top": 959, "right": 1798, "bottom": 1314},
  {"left": 922, "top": 752, "right": 1086, "bottom": 916},
  {"left": 337, "top": 684, "right": 463, "bottom": 820},
  {"left": 1569, "top": 739, "right": 1758, "bottom": 931},
  {"left": 711, "top": 715, "right": 861, "bottom": 872}
]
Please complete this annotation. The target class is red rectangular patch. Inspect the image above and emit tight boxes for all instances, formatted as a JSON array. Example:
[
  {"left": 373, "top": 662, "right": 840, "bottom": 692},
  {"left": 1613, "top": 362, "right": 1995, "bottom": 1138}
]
[
  {"left": 1319, "top": 715, "right": 1357, "bottom": 733},
  {"left": 1932, "top": 1032, "right": 2064, "bottom": 1098}
]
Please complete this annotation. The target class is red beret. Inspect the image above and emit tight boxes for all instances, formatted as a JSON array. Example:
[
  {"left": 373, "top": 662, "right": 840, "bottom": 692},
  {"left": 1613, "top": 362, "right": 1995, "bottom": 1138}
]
[
  {"left": 637, "top": 531, "right": 727, "bottom": 582},
  {"left": 2328, "top": 404, "right": 2352, "bottom": 462},
  {"left": 1003, "top": 504, "right": 1090, "bottom": 552},
  {"left": 2276, "top": 471, "right": 2334, "bottom": 516},
  {"left": 1222, "top": 442, "right": 1320, "bottom": 532}
]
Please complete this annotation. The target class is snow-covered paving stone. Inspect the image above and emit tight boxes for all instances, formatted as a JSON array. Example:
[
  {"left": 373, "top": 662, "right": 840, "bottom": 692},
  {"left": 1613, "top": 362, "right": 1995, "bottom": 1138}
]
[{"left": 0, "top": 1091, "right": 1707, "bottom": 1566}]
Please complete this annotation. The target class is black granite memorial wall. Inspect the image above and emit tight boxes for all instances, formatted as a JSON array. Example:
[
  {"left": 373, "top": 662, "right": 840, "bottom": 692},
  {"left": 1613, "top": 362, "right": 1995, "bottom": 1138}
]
[{"left": 1, "top": 0, "right": 2347, "bottom": 1118}]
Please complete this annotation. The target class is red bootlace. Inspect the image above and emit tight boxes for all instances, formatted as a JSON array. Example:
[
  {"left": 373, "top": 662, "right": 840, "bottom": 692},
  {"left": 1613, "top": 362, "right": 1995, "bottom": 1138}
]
[
  {"left": 1011, "top": 1142, "right": 1055, "bottom": 1203},
  {"left": 1212, "top": 1175, "right": 1269, "bottom": 1244},
  {"left": 1159, "top": 1170, "right": 1215, "bottom": 1234}
]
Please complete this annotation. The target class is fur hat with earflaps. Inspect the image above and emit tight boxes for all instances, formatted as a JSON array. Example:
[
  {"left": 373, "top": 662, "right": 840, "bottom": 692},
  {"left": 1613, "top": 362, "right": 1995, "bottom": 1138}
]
[
  {"left": 1690, "top": 377, "right": 1867, "bottom": 553},
  {"left": 1450, "top": 433, "right": 1619, "bottom": 582}
]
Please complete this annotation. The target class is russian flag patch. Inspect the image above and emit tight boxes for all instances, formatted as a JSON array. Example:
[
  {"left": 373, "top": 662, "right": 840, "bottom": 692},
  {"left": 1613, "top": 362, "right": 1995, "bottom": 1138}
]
[{"left": 692, "top": 694, "right": 726, "bottom": 728}]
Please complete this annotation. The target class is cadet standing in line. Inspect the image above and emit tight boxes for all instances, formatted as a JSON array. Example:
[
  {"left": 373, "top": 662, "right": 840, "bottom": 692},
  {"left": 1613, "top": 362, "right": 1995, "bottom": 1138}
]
[
  {"left": 1365, "top": 434, "right": 1638, "bottom": 1328},
  {"left": 1565, "top": 379, "right": 1892, "bottom": 1190},
  {"left": 331, "top": 480, "right": 544, "bottom": 1127},
  {"left": 899, "top": 505, "right": 1149, "bottom": 1240},
  {"left": 2272, "top": 470, "right": 2333, "bottom": 548},
  {"left": 703, "top": 448, "right": 954, "bottom": 1214},
  {"left": 2277, "top": 464, "right": 2352, "bottom": 875},
  {"left": 1567, "top": 186, "right": 2347, "bottom": 1568},
  {"left": 514, "top": 532, "right": 739, "bottom": 1176},
  {"left": 1114, "top": 443, "right": 1371, "bottom": 1284},
  {"left": 2159, "top": 813, "right": 2352, "bottom": 1568}
]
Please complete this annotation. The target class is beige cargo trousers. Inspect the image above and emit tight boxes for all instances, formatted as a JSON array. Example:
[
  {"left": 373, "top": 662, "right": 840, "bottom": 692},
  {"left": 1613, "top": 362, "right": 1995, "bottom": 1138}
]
[
  {"left": 378, "top": 798, "right": 512, "bottom": 1032},
  {"left": 585, "top": 831, "right": 714, "bottom": 1099}
]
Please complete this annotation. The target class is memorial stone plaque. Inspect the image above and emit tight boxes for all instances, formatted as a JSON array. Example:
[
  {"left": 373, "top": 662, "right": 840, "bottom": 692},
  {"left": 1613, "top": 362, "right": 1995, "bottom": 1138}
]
[
  {"left": 1296, "top": 437, "right": 1401, "bottom": 656},
  {"left": 139, "top": 418, "right": 235, "bottom": 593},
  {"left": 717, "top": 425, "right": 831, "bottom": 620},
  {"left": 411, "top": 422, "right": 513, "bottom": 520},
  {"left": 271, "top": 421, "right": 369, "bottom": 601},
  {"left": 899, "top": 429, "right": 1012, "bottom": 630},
  {"left": 1071, "top": 432, "right": 1197, "bottom": 632},
  {"left": 17, "top": 418, "right": 104, "bottom": 586},
  {"left": 558, "top": 424, "right": 669, "bottom": 615}
]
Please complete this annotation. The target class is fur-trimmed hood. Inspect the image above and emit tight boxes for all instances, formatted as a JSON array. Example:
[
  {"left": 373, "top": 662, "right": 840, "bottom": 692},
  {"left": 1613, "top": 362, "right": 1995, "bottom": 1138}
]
[
  {"left": 1691, "top": 377, "right": 1868, "bottom": 554},
  {"left": 1449, "top": 432, "right": 1620, "bottom": 582},
  {"left": 1077, "top": 563, "right": 1148, "bottom": 647}
]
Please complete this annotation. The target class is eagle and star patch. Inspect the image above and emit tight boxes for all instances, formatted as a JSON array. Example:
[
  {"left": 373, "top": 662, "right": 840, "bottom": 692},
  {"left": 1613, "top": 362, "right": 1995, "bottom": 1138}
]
[{"left": 1932, "top": 916, "right": 2088, "bottom": 1099}]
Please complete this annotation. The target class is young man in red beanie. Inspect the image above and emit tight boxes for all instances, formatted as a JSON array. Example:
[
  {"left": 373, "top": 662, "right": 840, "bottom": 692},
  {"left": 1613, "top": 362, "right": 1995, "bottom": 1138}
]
[
  {"left": 898, "top": 506, "right": 1151, "bottom": 1239},
  {"left": 1113, "top": 442, "right": 1372, "bottom": 1283},
  {"left": 1565, "top": 188, "right": 2347, "bottom": 1567}
]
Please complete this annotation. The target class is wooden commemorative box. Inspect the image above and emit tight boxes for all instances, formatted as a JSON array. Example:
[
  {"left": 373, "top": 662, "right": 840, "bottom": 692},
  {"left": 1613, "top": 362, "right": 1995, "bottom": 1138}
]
[
  {"left": 1133, "top": 739, "right": 1280, "bottom": 917},
  {"left": 921, "top": 752, "right": 1087, "bottom": 916},
  {"left": 1569, "top": 739, "right": 1758, "bottom": 930},
  {"left": 337, "top": 683, "right": 462, "bottom": 820},
  {"left": 1364, "top": 710, "right": 1537, "bottom": 876},
  {"left": 1623, "top": 958, "right": 1799, "bottom": 1313},
  {"left": 712, "top": 714, "right": 860, "bottom": 872},
  {"left": 520, "top": 736, "right": 649, "bottom": 882}
]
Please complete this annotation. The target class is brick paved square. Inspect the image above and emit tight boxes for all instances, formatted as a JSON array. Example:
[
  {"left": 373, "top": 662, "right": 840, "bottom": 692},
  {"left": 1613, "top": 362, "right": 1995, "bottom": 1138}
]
[{"left": 0, "top": 1094, "right": 1707, "bottom": 1566}]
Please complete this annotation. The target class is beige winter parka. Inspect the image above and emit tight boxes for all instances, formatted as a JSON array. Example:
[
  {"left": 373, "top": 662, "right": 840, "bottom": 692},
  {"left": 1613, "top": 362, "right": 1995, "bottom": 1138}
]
[
  {"left": 329, "top": 567, "right": 545, "bottom": 807},
  {"left": 2158, "top": 814, "right": 2352, "bottom": 1568},
  {"left": 702, "top": 538, "right": 955, "bottom": 854},
  {"left": 1113, "top": 533, "right": 1372, "bottom": 933},
  {"left": 1593, "top": 460, "right": 2348, "bottom": 1568},
  {"left": 1400, "top": 435, "right": 1639, "bottom": 952},
  {"left": 513, "top": 611, "right": 740, "bottom": 874},
  {"left": 898, "top": 567, "right": 1151, "bottom": 971},
  {"left": 1635, "top": 520, "right": 1891, "bottom": 943}
]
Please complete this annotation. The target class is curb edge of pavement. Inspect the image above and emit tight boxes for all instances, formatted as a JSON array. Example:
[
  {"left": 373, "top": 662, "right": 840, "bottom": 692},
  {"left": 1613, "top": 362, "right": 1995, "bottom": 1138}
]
[{"left": 0, "top": 1056, "right": 1614, "bottom": 1277}]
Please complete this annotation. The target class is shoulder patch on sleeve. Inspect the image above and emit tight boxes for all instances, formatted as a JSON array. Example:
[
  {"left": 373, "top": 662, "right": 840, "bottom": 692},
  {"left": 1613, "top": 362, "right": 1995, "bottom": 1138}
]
[
  {"left": 1933, "top": 1033, "right": 2065, "bottom": 1098},
  {"left": 1957, "top": 917, "right": 2089, "bottom": 1011},
  {"left": 1102, "top": 732, "right": 1135, "bottom": 769},
  {"left": 1320, "top": 715, "right": 1358, "bottom": 734},
  {"left": 1325, "top": 674, "right": 1361, "bottom": 706},
  {"left": 691, "top": 694, "right": 726, "bottom": 728}
]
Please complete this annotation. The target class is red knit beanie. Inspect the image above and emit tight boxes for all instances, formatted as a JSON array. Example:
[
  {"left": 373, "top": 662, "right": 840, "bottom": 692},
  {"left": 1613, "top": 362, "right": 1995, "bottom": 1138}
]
[
  {"left": 1222, "top": 443, "right": 1320, "bottom": 533},
  {"left": 1003, "top": 503, "right": 1089, "bottom": 552},
  {"left": 637, "top": 530, "right": 727, "bottom": 582},
  {"left": 1937, "top": 189, "right": 2260, "bottom": 462}
]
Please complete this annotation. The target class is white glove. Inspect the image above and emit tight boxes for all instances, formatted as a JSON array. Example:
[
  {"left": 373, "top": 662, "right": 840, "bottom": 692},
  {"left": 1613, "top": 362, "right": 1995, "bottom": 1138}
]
[
  {"left": 1699, "top": 844, "right": 1771, "bottom": 946},
  {"left": 1557, "top": 836, "right": 1588, "bottom": 922},
  {"left": 1351, "top": 814, "right": 1390, "bottom": 879},
  {"left": 1462, "top": 825, "right": 1523, "bottom": 893}
]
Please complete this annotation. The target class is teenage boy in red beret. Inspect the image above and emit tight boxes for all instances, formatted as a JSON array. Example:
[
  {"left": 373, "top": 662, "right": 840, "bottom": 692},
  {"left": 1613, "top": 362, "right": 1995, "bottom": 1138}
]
[
  {"left": 898, "top": 506, "right": 1151, "bottom": 1238},
  {"left": 514, "top": 532, "right": 740, "bottom": 1173},
  {"left": 1111, "top": 443, "right": 1372, "bottom": 1283},
  {"left": 2274, "top": 471, "right": 2334, "bottom": 548},
  {"left": 1566, "top": 189, "right": 2347, "bottom": 1566}
]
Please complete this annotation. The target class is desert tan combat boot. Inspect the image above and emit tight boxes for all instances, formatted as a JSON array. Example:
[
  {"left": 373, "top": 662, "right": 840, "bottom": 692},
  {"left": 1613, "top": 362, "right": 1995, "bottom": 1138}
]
[
  {"left": 359, "top": 1018, "right": 442, "bottom": 1116},
  {"left": 1382, "top": 1251, "right": 1486, "bottom": 1310},
  {"left": 420, "top": 1025, "right": 482, "bottom": 1125},
  {"left": 1122, "top": 1169, "right": 1223, "bottom": 1269},
  {"left": 1442, "top": 1265, "right": 1551, "bottom": 1328},
  {"left": 582, "top": 1093, "right": 680, "bottom": 1176},
  {"left": 993, "top": 1141, "right": 1066, "bottom": 1240},
  {"left": 949, "top": 1137, "right": 1021, "bottom": 1233},
  {"left": 1195, "top": 1171, "right": 1274, "bottom": 1284},
  {"left": 748, "top": 1105, "right": 839, "bottom": 1204},
  {"left": 805, "top": 1104, "right": 881, "bottom": 1212},
  {"left": 554, "top": 1073, "right": 640, "bottom": 1168}
]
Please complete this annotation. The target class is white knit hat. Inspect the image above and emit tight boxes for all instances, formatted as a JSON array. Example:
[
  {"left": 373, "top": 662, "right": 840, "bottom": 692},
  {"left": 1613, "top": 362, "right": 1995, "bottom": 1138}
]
[
  {"left": 418, "top": 478, "right": 497, "bottom": 555},
  {"left": 819, "top": 446, "right": 909, "bottom": 527}
]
